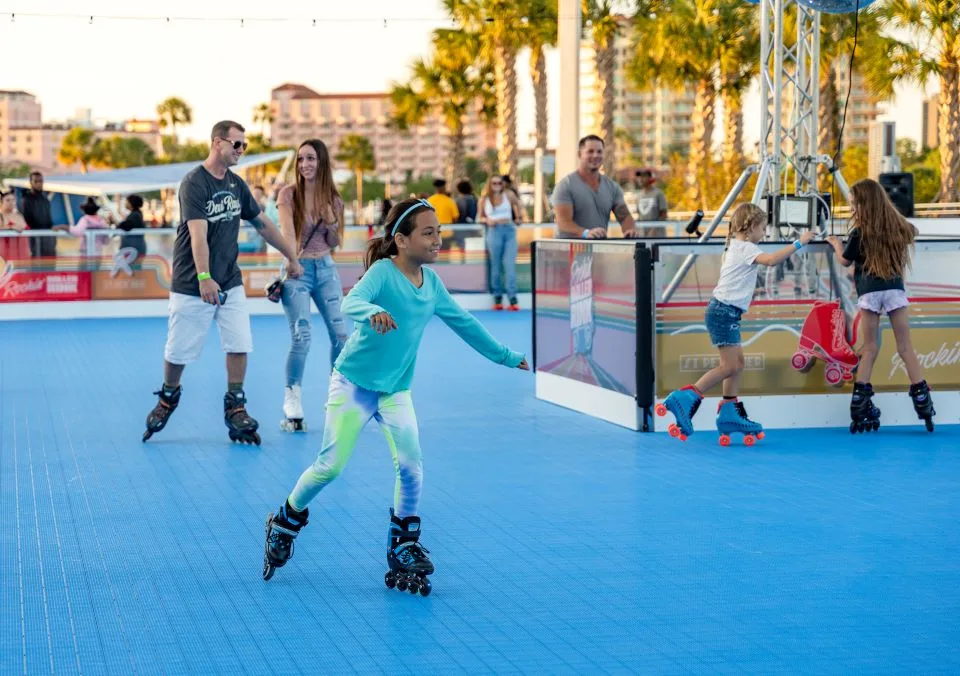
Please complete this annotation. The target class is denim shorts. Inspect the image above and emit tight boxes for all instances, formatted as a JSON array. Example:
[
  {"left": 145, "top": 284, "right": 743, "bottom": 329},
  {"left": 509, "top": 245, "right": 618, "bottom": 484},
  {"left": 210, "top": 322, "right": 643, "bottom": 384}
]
[{"left": 705, "top": 298, "right": 744, "bottom": 347}]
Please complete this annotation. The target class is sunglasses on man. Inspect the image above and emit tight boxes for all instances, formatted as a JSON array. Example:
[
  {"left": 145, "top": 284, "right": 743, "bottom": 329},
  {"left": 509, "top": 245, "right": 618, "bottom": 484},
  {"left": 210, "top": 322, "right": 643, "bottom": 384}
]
[{"left": 218, "top": 137, "right": 248, "bottom": 151}]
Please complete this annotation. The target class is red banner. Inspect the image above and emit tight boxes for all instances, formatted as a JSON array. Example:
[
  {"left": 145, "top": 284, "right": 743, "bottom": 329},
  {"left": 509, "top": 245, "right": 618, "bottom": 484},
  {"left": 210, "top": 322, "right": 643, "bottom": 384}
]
[{"left": 0, "top": 270, "right": 92, "bottom": 303}]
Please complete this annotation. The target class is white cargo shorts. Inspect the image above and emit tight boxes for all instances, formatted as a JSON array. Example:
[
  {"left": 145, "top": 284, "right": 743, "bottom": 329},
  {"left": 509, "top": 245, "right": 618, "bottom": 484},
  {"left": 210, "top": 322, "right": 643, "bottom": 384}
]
[{"left": 164, "top": 285, "right": 253, "bottom": 364}]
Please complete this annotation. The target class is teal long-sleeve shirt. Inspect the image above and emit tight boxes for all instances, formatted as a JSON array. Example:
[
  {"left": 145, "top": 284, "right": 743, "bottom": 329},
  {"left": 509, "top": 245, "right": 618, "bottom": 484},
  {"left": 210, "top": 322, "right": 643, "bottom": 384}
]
[{"left": 334, "top": 259, "right": 525, "bottom": 394}]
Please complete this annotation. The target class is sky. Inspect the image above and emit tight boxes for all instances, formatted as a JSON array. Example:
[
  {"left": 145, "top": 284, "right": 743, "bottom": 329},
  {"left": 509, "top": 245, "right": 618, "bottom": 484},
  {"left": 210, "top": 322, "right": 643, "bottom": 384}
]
[{"left": 0, "top": 0, "right": 929, "bottom": 152}]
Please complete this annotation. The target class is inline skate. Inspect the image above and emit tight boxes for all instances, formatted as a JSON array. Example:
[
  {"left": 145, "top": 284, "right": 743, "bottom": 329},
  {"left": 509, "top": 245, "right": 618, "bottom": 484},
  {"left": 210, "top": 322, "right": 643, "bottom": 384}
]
[
  {"left": 262, "top": 501, "right": 309, "bottom": 581},
  {"left": 384, "top": 508, "right": 434, "bottom": 597},
  {"left": 850, "top": 382, "right": 881, "bottom": 434},
  {"left": 909, "top": 380, "right": 936, "bottom": 432},
  {"left": 142, "top": 384, "right": 182, "bottom": 441},
  {"left": 225, "top": 389, "right": 261, "bottom": 445}
]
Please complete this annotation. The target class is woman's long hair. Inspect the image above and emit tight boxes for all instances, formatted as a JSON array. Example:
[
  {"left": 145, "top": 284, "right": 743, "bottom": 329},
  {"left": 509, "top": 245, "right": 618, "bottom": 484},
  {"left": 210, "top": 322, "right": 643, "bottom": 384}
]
[
  {"left": 849, "top": 178, "right": 917, "bottom": 280},
  {"left": 292, "top": 139, "right": 342, "bottom": 247},
  {"left": 480, "top": 174, "right": 505, "bottom": 209},
  {"left": 363, "top": 198, "right": 434, "bottom": 270}
]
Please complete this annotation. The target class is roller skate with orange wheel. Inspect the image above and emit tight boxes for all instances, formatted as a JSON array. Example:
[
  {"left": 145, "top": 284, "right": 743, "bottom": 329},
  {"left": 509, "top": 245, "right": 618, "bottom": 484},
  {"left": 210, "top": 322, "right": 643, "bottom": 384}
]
[
  {"left": 715, "top": 399, "right": 765, "bottom": 447},
  {"left": 655, "top": 386, "right": 703, "bottom": 441}
]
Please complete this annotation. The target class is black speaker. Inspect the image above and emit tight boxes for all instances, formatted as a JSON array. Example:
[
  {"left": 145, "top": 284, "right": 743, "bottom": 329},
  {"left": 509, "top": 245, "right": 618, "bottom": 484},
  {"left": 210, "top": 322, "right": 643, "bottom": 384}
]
[{"left": 878, "top": 172, "right": 915, "bottom": 218}]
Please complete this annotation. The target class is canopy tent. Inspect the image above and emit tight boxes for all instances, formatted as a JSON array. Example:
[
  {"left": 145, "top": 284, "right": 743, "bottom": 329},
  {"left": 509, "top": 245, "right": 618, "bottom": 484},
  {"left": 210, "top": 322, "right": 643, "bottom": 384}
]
[
  {"left": 3, "top": 150, "right": 294, "bottom": 226},
  {"left": 2, "top": 150, "right": 295, "bottom": 197}
]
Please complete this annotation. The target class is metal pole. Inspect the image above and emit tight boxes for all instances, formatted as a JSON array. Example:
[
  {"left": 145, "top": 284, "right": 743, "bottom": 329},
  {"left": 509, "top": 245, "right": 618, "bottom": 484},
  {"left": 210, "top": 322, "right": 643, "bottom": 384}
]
[
  {"left": 660, "top": 165, "right": 757, "bottom": 302},
  {"left": 556, "top": 0, "right": 581, "bottom": 179},
  {"left": 534, "top": 147, "right": 544, "bottom": 224}
]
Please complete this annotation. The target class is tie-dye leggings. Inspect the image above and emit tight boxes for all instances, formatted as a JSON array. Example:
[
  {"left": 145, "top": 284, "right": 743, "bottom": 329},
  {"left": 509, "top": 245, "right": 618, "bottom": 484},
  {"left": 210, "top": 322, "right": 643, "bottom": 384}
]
[{"left": 287, "top": 370, "right": 422, "bottom": 518}]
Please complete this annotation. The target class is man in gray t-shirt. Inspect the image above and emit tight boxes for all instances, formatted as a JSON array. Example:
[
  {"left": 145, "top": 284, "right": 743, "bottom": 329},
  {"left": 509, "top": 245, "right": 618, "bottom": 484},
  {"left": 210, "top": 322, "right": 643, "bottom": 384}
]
[
  {"left": 634, "top": 169, "right": 668, "bottom": 221},
  {"left": 551, "top": 135, "right": 638, "bottom": 239}
]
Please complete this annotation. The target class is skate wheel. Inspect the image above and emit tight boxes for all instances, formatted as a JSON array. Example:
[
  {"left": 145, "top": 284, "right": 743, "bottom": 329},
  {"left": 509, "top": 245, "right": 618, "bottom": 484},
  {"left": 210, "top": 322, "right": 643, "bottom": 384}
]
[
  {"left": 396, "top": 577, "right": 408, "bottom": 592},
  {"left": 419, "top": 578, "right": 432, "bottom": 597},
  {"left": 655, "top": 403, "right": 667, "bottom": 417},
  {"left": 756, "top": 431, "right": 765, "bottom": 440},
  {"left": 825, "top": 365, "right": 843, "bottom": 386},
  {"left": 667, "top": 423, "right": 680, "bottom": 438},
  {"left": 408, "top": 579, "right": 420, "bottom": 595},
  {"left": 925, "top": 419, "right": 934, "bottom": 432},
  {"left": 842, "top": 371, "right": 853, "bottom": 381},
  {"left": 263, "top": 563, "right": 275, "bottom": 581},
  {"left": 252, "top": 432, "right": 261, "bottom": 445},
  {"left": 385, "top": 571, "right": 397, "bottom": 589},
  {"left": 678, "top": 433, "right": 687, "bottom": 442},
  {"left": 790, "top": 352, "right": 810, "bottom": 371},
  {"left": 142, "top": 430, "right": 153, "bottom": 442},
  {"left": 719, "top": 434, "right": 731, "bottom": 447},
  {"left": 872, "top": 421, "right": 880, "bottom": 432},
  {"left": 744, "top": 435, "right": 755, "bottom": 447}
]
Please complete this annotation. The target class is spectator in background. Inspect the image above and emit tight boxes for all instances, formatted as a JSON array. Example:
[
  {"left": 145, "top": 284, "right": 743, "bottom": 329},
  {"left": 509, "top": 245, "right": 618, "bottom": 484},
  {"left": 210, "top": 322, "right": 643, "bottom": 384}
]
[
  {"left": 501, "top": 174, "right": 524, "bottom": 223},
  {"left": 116, "top": 194, "right": 148, "bottom": 264},
  {"left": 264, "top": 187, "right": 280, "bottom": 224},
  {"left": 20, "top": 171, "right": 56, "bottom": 258},
  {"left": 552, "top": 135, "right": 639, "bottom": 239},
  {"left": 426, "top": 178, "right": 459, "bottom": 224},
  {"left": 635, "top": 169, "right": 668, "bottom": 236},
  {"left": 53, "top": 197, "right": 111, "bottom": 259},
  {"left": 0, "top": 190, "right": 30, "bottom": 261},
  {"left": 455, "top": 180, "right": 477, "bottom": 224},
  {"left": 478, "top": 175, "right": 519, "bottom": 311}
]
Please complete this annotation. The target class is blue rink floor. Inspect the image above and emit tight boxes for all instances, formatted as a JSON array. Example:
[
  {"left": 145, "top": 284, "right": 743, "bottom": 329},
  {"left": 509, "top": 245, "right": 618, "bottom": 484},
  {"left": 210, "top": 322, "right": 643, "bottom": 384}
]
[{"left": 1, "top": 311, "right": 959, "bottom": 675}]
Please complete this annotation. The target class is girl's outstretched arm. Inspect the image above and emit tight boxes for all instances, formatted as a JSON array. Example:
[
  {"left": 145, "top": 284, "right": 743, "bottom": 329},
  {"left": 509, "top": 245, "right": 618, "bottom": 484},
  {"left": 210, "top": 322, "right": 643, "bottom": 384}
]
[
  {"left": 341, "top": 262, "right": 388, "bottom": 322},
  {"left": 434, "top": 284, "right": 525, "bottom": 367}
]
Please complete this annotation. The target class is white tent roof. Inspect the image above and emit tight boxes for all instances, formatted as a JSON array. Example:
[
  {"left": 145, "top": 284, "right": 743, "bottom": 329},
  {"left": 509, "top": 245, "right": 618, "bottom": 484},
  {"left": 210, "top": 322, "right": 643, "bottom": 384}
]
[{"left": 2, "top": 150, "right": 293, "bottom": 197}]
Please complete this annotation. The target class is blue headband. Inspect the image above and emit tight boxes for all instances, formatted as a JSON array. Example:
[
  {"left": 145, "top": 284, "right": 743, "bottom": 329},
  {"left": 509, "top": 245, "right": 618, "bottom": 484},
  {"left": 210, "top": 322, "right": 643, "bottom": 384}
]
[{"left": 390, "top": 199, "right": 435, "bottom": 237}]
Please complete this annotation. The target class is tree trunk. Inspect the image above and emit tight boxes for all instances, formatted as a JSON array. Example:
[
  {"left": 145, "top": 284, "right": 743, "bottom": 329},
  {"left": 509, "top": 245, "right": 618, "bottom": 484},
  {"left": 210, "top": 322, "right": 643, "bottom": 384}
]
[
  {"left": 448, "top": 121, "right": 466, "bottom": 186},
  {"left": 494, "top": 42, "right": 518, "bottom": 179},
  {"left": 721, "top": 85, "right": 744, "bottom": 182},
  {"left": 531, "top": 46, "right": 548, "bottom": 152},
  {"left": 818, "top": 69, "right": 840, "bottom": 181},
  {"left": 687, "top": 78, "right": 715, "bottom": 208},
  {"left": 596, "top": 40, "right": 617, "bottom": 177},
  {"left": 938, "top": 67, "right": 960, "bottom": 203},
  {"left": 356, "top": 170, "right": 363, "bottom": 224}
]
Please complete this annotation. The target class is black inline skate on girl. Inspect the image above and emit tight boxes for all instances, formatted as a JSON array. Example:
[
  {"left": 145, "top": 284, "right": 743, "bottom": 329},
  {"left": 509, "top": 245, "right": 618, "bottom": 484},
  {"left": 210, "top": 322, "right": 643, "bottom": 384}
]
[
  {"left": 909, "top": 380, "right": 936, "bottom": 432},
  {"left": 262, "top": 501, "right": 309, "bottom": 581},
  {"left": 850, "top": 382, "right": 881, "bottom": 434},
  {"left": 384, "top": 508, "right": 434, "bottom": 596}
]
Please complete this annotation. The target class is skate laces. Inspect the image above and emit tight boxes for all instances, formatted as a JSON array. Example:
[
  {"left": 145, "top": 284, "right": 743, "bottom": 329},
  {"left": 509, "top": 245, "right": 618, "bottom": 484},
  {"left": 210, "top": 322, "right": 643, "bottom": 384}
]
[{"left": 395, "top": 540, "right": 430, "bottom": 563}]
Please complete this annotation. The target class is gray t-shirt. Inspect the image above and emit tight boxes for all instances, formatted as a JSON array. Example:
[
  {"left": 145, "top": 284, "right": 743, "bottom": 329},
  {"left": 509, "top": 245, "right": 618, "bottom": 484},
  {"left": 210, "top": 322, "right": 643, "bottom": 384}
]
[
  {"left": 636, "top": 188, "right": 668, "bottom": 221},
  {"left": 551, "top": 172, "right": 626, "bottom": 234},
  {"left": 172, "top": 165, "right": 261, "bottom": 296}
]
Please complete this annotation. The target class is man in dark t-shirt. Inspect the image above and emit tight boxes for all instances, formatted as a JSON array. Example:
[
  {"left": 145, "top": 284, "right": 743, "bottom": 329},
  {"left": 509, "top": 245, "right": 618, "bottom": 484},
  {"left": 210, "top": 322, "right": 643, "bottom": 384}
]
[{"left": 142, "top": 120, "right": 303, "bottom": 445}]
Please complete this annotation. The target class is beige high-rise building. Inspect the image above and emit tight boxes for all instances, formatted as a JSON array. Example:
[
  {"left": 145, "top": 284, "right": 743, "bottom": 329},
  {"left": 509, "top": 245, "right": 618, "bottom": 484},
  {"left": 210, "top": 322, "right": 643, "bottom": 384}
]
[
  {"left": 833, "top": 67, "right": 882, "bottom": 149},
  {"left": 922, "top": 95, "right": 939, "bottom": 150},
  {"left": 270, "top": 84, "right": 497, "bottom": 182},
  {"left": 578, "top": 21, "right": 696, "bottom": 173},
  {"left": 0, "top": 90, "right": 162, "bottom": 172}
]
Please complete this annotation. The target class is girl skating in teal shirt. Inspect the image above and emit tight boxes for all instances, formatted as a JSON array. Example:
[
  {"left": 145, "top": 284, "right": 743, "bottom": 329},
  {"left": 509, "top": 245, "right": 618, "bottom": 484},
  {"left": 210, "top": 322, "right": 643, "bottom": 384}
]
[{"left": 262, "top": 198, "right": 528, "bottom": 594}]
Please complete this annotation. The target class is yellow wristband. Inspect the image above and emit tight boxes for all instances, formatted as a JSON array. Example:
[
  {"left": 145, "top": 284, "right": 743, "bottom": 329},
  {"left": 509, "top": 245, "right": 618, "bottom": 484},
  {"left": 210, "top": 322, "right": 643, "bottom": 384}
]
[{"left": 197, "top": 272, "right": 211, "bottom": 281}]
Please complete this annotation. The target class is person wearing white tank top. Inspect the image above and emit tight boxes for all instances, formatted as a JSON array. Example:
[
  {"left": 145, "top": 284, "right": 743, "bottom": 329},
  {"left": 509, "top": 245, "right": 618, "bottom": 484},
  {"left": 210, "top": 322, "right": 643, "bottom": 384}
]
[{"left": 479, "top": 175, "right": 519, "bottom": 310}]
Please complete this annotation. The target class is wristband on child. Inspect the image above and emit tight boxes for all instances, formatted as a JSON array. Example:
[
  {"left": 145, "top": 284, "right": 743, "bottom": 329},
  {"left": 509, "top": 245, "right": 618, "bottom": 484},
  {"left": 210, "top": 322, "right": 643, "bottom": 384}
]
[
  {"left": 582, "top": 229, "right": 589, "bottom": 239},
  {"left": 793, "top": 240, "right": 802, "bottom": 251},
  {"left": 197, "top": 272, "right": 212, "bottom": 281}
]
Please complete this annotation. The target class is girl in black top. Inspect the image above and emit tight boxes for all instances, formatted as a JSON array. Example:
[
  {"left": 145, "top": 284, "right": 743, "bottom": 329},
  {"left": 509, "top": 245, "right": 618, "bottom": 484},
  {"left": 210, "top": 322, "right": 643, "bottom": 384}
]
[
  {"left": 117, "top": 194, "right": 147, "bottom": 263},
  {"left": 828, "top": 178, "right": 935, "bottom": 431}
]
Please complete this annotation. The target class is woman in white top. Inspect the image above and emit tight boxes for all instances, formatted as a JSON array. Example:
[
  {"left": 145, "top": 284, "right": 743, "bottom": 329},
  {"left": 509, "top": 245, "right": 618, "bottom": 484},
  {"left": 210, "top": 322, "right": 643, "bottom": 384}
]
[{"left": 478, "top": 175, "right": 520, "bottom": 311}]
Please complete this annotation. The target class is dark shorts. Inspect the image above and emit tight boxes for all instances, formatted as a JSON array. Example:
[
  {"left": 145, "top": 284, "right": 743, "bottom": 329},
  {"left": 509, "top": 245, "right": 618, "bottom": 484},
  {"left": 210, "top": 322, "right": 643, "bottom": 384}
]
[{"left": 705, "top": 298, "right": 744, "bottom": 347}]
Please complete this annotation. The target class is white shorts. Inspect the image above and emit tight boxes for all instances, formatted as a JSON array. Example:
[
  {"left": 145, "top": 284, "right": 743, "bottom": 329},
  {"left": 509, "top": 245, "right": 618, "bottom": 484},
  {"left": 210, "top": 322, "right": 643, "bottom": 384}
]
[
  {"left": 164, "top": 286, "right": 253, "bottom": 365},
  {"left": 857, "top": 289, "right": 910, "bottom": 315}
]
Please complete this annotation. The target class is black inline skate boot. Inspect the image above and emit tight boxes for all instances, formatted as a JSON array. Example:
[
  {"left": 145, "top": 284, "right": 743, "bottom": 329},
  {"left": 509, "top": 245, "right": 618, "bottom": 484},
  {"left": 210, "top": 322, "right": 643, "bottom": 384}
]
[
  {"left": 850, "top": 382, "right": 881, "bottom": 434},
  {"left": 224, "top": 389, "right": 260, "bottom": 445},
  {"left": 909, "top": 380, "right": 936, "bottom": 432},
  {"left": 142, "top": 383, "right": 182, "bottom": 441},
  {"left": 384, "top": 508, "right": 434, "bottom": 596},
  {"left": 262, "top": 501, "right": 309, "bottom": 581}
]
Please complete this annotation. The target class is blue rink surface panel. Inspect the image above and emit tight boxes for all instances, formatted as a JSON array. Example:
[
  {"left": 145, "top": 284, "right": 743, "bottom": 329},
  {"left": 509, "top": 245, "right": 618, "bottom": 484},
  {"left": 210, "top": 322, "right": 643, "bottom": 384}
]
[{"left": 1, "top": 312, "right": 958, "bottom": 675}]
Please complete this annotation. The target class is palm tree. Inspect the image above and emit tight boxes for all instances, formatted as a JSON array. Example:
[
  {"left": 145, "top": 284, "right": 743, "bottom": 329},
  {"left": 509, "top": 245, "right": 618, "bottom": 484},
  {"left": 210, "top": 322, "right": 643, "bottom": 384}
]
[
  {"left": 520, "top": 0, "right": 558, "bottom": 155},
  {"left": 631, "top": 0, "right": 720, "bottom": 208},
  {"left": 584, "top": 1, "right": 622, "bottom": 177},
  {"left": 716, "top": 3, "right": 760, "bottom": 182},
  {"left": 58, "top": 128, "right": 97, "bottom": 173},
  {"left": 156, "top": 97, "right": 193, "bottom": 144},
  {"left": 390, "top": 29, "right": 496, "bottom": 183},
  {"left": 335, "top": 134, "right": 376, "bottom": 218},
  {"left": 253, "top": 102, "right": 275, "bottom": 139},
  {"left": 876, "top": 0, "right": 960, "bottom": 202},
  {"left": 444, "top": 0, "right": 527, "bottom": 178}
]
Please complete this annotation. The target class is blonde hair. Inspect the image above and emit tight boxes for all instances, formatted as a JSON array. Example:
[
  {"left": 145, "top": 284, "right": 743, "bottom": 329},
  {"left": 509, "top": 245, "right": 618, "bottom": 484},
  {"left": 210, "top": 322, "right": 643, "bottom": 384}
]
[
  {"left": 726, "top": 203, "right": 766, "bottom": 250},
  {"left": 849, "top": 178, "right": 917, "bottom": 280}
]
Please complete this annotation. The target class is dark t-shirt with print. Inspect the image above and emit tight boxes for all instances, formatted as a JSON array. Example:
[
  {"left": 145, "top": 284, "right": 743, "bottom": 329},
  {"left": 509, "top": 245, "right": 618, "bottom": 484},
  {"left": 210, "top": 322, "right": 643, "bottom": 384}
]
[
  {"left": 842, "top": 228, "right": 904, "bottom": 295},
  {"left": 172, "top": 165, "right": 261, "bottom": 296}
]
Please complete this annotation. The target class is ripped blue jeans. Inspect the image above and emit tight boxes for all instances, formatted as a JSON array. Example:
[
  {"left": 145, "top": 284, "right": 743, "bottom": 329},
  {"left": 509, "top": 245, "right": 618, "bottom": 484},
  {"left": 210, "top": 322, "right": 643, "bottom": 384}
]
[{"left": 281, "top": 256, "right": 351, "bottom": 386}]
